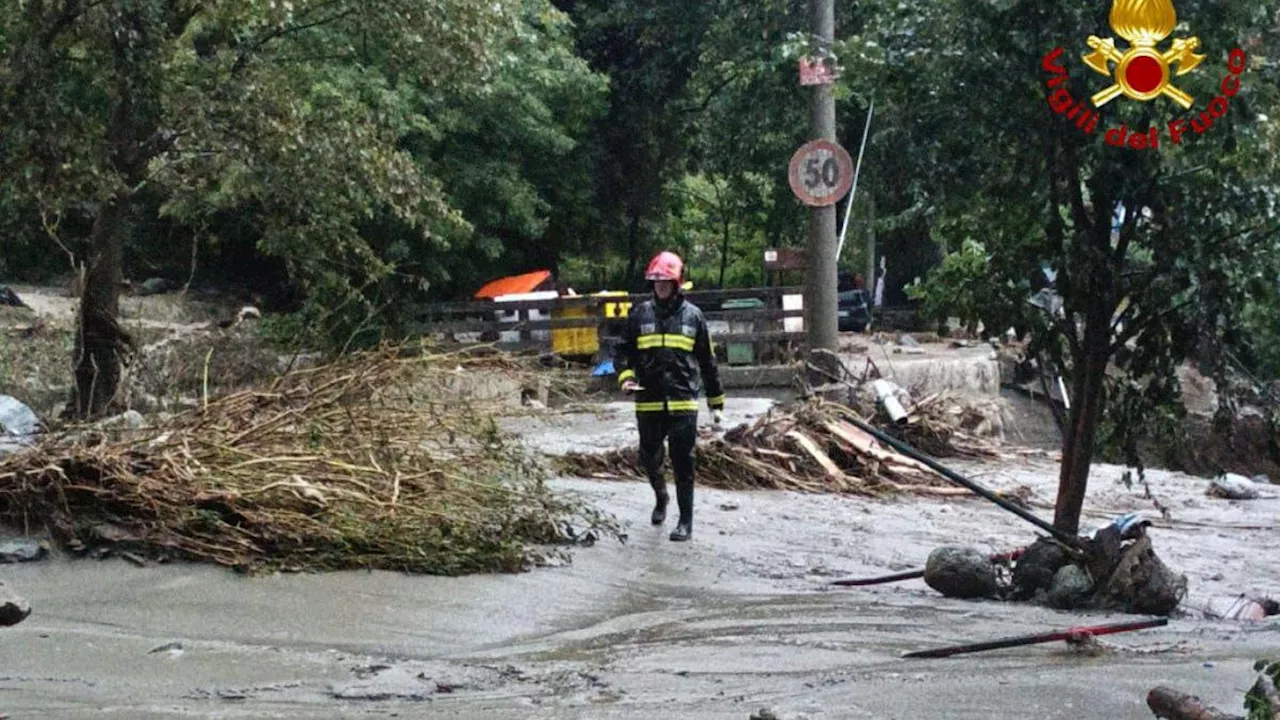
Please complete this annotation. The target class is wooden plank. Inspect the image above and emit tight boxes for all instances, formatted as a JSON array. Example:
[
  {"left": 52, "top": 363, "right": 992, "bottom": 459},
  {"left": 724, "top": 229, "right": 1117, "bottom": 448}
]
[{"left": 785, "top": 430, "right": 844, "bottom": 477}]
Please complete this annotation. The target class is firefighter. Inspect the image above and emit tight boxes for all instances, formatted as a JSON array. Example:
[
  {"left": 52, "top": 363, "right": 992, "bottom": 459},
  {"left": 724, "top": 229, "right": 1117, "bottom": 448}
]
[{"left": 613, "top": 251, "right": 725, "bottom": 542}]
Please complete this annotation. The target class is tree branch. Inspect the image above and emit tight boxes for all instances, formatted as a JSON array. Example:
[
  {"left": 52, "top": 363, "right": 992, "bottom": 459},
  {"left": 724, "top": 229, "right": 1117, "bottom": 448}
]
[{"left": 232, "top": 6, "right": 360, "bottom": 74}]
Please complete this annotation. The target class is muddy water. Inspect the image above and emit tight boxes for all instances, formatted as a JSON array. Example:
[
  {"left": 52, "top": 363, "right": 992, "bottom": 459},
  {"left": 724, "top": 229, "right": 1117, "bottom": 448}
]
[{"left": 5, "top": 398, "right": 1280, "bottom": 718}]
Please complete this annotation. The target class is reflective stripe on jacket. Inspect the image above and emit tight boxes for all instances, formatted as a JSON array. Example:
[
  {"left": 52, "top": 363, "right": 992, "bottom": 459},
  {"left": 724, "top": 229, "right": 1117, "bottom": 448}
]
[{"left": 613, "top": 294, "right": 725, "bottom": 414}]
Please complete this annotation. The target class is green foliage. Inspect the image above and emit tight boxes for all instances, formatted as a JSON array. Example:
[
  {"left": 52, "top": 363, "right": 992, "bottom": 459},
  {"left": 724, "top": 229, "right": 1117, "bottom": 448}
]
[
  {"left": 1246, "top": 660, "right": 1280, "bottom": 720},
  {"left": 906, "top": 240, "right": 995, "bottom": 335}
]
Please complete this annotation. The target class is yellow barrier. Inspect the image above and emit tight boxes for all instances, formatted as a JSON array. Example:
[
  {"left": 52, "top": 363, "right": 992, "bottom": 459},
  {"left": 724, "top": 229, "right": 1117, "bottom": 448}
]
[
  {"left": 597, "top": 290, "right": 632, "bottom": 319},
  {"left": 551, "top": 304, "right": 596, "bottom": 356}
]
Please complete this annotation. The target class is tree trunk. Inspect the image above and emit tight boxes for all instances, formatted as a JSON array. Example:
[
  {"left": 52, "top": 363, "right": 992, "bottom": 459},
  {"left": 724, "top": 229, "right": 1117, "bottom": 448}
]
[
  {"left": 70, "top": 193, "right": 133, "bottom": 418},
  {"left": 1146, "top": 687, "right": 1242, "bottom": 720},
  {"left": 68, "top": 60, "right": 142, "bottom": 419},
  {"left": 1053, "top": 310, "right": 1111, "bottom": 535},
  {"left": 1053, "top": 205, "right": 1118, "bottom": 536}
]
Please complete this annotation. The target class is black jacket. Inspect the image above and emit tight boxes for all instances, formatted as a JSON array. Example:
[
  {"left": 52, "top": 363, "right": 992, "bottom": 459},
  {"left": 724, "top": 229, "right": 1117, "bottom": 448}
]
[{"left": 614, "top": 294, "right": 725, "bottom": 414}]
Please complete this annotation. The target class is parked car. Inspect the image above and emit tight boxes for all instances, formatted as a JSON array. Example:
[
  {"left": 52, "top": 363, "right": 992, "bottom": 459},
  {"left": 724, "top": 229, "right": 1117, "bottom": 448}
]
[{"left": 837, "top": 271, "right": 871, "bottom": 332}]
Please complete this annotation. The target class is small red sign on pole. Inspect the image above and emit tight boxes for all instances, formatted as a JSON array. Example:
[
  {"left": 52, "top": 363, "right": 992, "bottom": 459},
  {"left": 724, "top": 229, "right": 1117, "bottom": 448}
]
[{"left": 799, "top": 57, "right": 836, "bottom": 86}]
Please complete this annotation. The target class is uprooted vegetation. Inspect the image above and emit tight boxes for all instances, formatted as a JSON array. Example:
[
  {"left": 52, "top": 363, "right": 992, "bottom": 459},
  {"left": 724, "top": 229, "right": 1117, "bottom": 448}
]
[{"left": 0, "top": 348, "right": 619, "bottom": 575}]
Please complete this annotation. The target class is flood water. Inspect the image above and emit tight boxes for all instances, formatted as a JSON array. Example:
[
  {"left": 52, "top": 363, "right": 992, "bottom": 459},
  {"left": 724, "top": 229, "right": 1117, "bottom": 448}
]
[{"left": 4, "top": 398, "right": 1278, "bottom": 718}]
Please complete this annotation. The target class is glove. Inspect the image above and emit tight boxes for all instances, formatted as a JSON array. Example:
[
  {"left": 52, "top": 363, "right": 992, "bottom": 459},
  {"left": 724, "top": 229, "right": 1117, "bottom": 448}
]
[
  {"left": 621, "top": 379, "right": 642, "bottom": 394},
  {"left": 712, "top": 409, "right": 724, "bottom": 428}
]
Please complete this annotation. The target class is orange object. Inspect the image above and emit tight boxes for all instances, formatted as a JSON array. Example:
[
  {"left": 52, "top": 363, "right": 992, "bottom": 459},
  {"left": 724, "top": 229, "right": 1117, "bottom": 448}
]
[{"left": 473, "top": 270, "right": 553, "bottom": 299}]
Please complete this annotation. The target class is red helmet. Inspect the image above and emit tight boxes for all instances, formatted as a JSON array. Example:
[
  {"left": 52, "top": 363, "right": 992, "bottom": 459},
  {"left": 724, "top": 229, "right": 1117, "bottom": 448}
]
[{"left": 645, "top": 251, "right": 684, "bottom": 282}]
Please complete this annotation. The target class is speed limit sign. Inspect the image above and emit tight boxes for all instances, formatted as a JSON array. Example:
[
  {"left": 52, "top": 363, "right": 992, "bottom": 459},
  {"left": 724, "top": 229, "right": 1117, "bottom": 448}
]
[{"left": 788, "top": 139, "right": 854, "bottom": 207}]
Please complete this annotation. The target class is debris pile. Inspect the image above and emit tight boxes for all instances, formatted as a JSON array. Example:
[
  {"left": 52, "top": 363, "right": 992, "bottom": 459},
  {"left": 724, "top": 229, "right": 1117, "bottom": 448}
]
[
  {"left": 923, "top": 517, "right": 1187, "bottom": 616},
  {"left": 558, "top": 397, "right": 1025, "bottom": 497},
  {"left": 0, "top": 348, "right": 618, "bottom": 575}
]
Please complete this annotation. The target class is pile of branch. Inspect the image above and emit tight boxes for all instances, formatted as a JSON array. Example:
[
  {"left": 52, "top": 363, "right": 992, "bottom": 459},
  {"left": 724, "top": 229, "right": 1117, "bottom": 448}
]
[
  {"left": 896, "top": 393, "right": 1008, "bottom": 456},
  {"left": 558, "top": 398, "right": 1009, "bottom": 497},
  {"left": 0, "top": 347, "right": 618, "bottom": 575}
]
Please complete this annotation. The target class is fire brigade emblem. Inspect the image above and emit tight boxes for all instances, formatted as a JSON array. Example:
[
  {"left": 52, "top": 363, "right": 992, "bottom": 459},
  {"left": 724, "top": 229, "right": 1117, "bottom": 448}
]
[{"left": 1082, "top": 0, "right": 1205, "bottom": 109}]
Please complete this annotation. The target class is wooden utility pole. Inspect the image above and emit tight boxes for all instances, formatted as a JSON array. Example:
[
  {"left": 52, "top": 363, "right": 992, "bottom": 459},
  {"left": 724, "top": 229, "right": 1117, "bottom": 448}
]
[{"left": 804, "top": 0, "right": 839, "bottom": 361}]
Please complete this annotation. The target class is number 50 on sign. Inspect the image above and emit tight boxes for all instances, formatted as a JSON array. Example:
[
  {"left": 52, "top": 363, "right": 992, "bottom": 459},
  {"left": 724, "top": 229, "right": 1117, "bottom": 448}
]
[{"left": 787, "top": 139, "right": 854, "bottom": 207}]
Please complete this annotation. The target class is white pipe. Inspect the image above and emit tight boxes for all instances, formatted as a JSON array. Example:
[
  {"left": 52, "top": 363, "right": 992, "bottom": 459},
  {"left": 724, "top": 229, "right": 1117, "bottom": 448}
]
[{"left": 837, "top": 98, "right": 874, "bottom": 259}]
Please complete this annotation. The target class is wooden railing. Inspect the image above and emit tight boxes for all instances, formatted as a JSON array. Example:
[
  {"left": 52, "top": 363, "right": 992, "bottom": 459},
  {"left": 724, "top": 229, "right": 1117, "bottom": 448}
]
[{"left": 409, "top": 286, "right": 811, "bottom": 361}]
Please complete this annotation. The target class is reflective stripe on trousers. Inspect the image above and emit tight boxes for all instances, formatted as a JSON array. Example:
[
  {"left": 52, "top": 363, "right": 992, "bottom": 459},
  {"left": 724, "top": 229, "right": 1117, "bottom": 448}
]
[{"left": 635, "top": 399, "right": 699, "bottom": 413}]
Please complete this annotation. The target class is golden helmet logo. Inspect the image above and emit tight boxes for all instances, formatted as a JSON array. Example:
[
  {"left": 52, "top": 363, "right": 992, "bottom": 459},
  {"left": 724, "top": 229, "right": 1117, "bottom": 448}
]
[
  {"left": 1040, "top": 0, "right": 1249, "bottom": 150},
  {"left": 1082, "top": 0, "right": 1205, "bottom": 109}
]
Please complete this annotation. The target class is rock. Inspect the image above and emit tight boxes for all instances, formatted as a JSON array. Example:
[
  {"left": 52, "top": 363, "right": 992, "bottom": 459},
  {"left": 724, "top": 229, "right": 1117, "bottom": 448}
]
[
  {"left": 1012, "top": 538, "right": 1070, "bottom": 599},
  {"left": 923, "top": 546, "right": 1000, "bottom": 599},
  {"left": 237, "top": 305, "right": 261, "bottom": 322},
  {"left": 1208, "top": 473, "right": 1260, "bottom": 500},
  {"left": 1252, "top": 473, "right": 1274, "bottom": 486},
  {"left": 1046, "top": 564, "right": 1094, "bottom": 609},
  {"left": 0, "top": 286, "right": 27, "bottom": 309},
  {"left": 0, "top": 394, "right": 40, "bottom": 443},
  {"left": 0, "top": 583, "right": 30, "bottom": 626},
  {"left": 750, "top": 710, "right": 780, "bottom": 720},
  {"left": 898, "top": 334, "right": 920, "bottom": 348},
  {"left": 0, "top": 537, "right": 48, "bottom": 564}
]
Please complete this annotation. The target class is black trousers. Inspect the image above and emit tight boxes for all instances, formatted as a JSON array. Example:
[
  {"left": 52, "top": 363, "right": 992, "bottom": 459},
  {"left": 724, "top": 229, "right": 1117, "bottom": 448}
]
[{"left": 637, "top": 411, "right": 697, "bottom": 523}]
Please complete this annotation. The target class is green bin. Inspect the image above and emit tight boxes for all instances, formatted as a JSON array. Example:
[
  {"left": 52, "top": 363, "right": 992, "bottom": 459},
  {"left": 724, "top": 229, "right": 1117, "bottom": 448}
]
[{"left": 720, "top": 298, "right": 765, "bottom": 365}]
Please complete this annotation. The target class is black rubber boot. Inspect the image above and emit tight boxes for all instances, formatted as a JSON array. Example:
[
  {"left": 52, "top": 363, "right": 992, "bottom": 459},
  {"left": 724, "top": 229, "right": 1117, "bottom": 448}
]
[
  {"left": 650, "top": 486, "right": 669, "bottom": 525},
  {"left": 669, "top": 480, "right": 693, "bottom": 541}
]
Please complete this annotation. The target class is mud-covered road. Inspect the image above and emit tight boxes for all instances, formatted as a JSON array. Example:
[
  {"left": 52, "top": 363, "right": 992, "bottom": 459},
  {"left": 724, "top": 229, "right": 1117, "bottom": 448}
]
[{"left": 4, "top": 399, "right": 1279, "bottom": 719}]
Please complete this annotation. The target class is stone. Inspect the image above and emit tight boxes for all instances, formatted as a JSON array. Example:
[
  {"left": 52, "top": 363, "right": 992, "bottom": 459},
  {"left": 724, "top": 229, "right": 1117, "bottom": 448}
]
[
  {"left": 1046, "top": 564, "right": 1094, "bottom": 609},
  {"left": 1011, "top": 538, "right": 1070, "bottom": 599},
  {"left": 1208, "top": 473, "right": 1260, "bottom": 500},
  {"left": 0, "top": 395, "right": 40, "bottom": 456},
  {"left": 923, "top": 546, "right": 1000, "bottom": 599},
  {"left": 0, "top": 537, "right": 47, "bottom": 564},
  {"left": 0, "top": 583, "right": 30, "bottom": 626}
]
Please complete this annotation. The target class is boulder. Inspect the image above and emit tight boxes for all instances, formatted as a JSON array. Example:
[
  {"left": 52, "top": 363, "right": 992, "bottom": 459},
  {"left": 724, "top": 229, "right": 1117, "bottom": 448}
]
[
  {"left": 923, "top": 546, "right": 1000, "bottom": 599},
  {"left": 1046, "top": 564, "right": 1094, "bottom": 609},
  {"left": 1011, "top": 538, "right": 1070, "bottom": 599}
]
